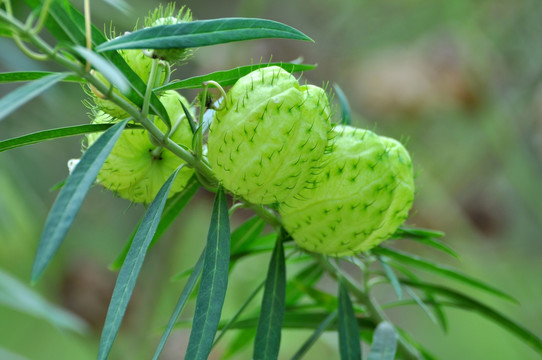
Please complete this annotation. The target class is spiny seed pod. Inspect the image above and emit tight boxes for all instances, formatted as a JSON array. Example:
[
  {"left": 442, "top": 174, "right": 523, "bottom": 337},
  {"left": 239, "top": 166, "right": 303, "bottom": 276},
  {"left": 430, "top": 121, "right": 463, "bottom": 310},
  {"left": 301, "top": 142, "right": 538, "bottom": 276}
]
[
  {"left": 279, "top": 125, "right": 415, "bottom": 256},
  {"left": 89, "top": 48, "right": 167, "bottom": 119},
  {"left": 207, "top": 66, "right": 332, "bottom": 204},
  {"left": 146, "top": 5, "right": 194, "bottom": 63},
  {"left": 86, "top": 91, "right": 194, "bottom": 204}
]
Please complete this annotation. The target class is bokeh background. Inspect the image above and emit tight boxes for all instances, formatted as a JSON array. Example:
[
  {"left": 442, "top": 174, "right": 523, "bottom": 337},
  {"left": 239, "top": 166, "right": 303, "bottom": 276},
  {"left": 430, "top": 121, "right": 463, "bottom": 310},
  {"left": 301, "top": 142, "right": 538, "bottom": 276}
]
[{"left": 1, "top": 0, "right": 542, "bottom": 359}]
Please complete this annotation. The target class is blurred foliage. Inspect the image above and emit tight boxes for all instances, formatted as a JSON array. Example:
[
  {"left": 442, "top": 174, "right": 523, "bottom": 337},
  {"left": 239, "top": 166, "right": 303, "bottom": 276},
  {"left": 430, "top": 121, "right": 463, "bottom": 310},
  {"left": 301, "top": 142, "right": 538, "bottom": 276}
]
[{"left": 1, "top": 0, "right": 542, "bottom": 359}]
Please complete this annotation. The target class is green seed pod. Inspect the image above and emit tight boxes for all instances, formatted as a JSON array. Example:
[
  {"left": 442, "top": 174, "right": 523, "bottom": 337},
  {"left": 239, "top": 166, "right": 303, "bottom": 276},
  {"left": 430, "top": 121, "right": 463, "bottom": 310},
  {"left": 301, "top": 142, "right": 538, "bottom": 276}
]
[
  {"left": 207, "top": 66, "right": 332, "bottom": 204},
  {"left": 146, "top": 5, "right": 194, "bottom": 63},
  {"left": 86, "top": 90, "right": 194, "bottom": 204},
  {"left": 279, "top": 125, "right": 415, "bottom": 256},
  {"left": 89, "top": 48, "right": 167, "bottom": 119}
]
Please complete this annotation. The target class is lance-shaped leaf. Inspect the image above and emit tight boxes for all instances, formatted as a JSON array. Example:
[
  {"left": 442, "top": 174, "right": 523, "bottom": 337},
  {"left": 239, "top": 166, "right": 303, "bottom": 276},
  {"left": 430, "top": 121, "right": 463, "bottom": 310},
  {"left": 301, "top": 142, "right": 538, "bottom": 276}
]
[
  {"left": 97, "top": 166, "right": 182, "bottom": 360},
  {"left": 97, "top": 18, "right": 313, "bottom": 52},
  {"left": 0, "top": 268, "right": 87, "bottom": 333},
  {"left": 31, "top": 119, "right": 128, "bottom": 282},
  {"left": 153, "top": 250, "right": 205, "bottom": 360},
  {"left": 378, "top": 256, "right": 402, "bottom": 300},
  {"left": 291, "top": 310, "right": 337, "bottom": 360},
  {"left": 185, "top": 187, "right": 230, "bottom": 360},
  {"left": 0, "top": 71, "right": 84, "bottom": 83},
  {"left": 109, "top": 176, "right": 199, "bottom": 270},
  {"left": 374, "top": 247, "right": 515, "bottom": 302},
  {"left": 333, "top": 83, "right": 351, "bottom": 125},
  {"left": 0, "top": 72, "right": 69, "bottom": 123},
  {"left": 368, "top": 322, "right": 398, "bottom": 360},
  {"left": 253, "top": 235, "right": 286, "bottom": 360},
  {"left": 72, "top": 46, "right": 130, "bottom": 93},
  {"left": 338, "top": 279, "right": 362, "bottom": 360},
  {"left": 402, "top": 279, "right": 542, "bottom": 355},
  {"left": 0, "top": 123, "right": 142, "bottom": 153},
  {"left": 156, "top": 62, "right": 316, "bottom": 92}
]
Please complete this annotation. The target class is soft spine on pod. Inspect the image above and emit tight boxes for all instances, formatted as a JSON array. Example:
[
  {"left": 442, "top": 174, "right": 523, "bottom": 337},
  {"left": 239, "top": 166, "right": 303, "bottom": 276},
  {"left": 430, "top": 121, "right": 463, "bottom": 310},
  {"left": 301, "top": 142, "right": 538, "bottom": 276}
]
[
  {"left": 279, "top": 125, "right": 415, "bottom": 256},
  {"left": 207, "top": 66, "right": 332, "bottom": 205},
  {"left": 86, "top": 91, "right": 194, "bottom": 204}
]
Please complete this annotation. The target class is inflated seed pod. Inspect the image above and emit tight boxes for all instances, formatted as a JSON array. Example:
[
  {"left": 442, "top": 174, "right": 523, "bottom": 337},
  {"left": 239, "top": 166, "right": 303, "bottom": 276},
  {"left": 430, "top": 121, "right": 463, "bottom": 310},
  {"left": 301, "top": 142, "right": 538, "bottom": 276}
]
[
  {"left": 207, "top": 66, "right": 332, "bottom": 204},
  {"left": 86, "top": 90, "right": 194, "bottom": 204},
  {"left": 89, "top": 48, "right": 167, "bottom": 119},
  {"left": 279, "top": 125, "right": 415, "bottom": 256}
]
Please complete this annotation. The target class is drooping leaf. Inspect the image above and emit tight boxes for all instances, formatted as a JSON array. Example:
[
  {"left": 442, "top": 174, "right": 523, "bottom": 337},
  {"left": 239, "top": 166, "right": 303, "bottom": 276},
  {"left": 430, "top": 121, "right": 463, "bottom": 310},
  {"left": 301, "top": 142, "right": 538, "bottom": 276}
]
[
  {"left": 338, "top": 279, "right": 362, "bottom": 360},
  {"left": 231, "top": 216, "right": 266, "bottom": 253},
  {"left": 96, "top": 18, "right": 313, "bottom": 52},
  {"left": 368, "top": 322, "right": 398, "bottom": 360},
  {"left": 31, "top": 119, "right": 128, "bottom": 282},
  {"left": 285, "top": 263, "right": 324, "bottom": 306},
  {"left": 156, "top": 62, "right": 316, "bottom": 92},
  {"left": 253, "top": 235, "right": 286, "bottom": 360},
  {"left": 402, "top": 279, "right": 542, "bottom": 355},
  {"left": 99, "top": 0, "right": 132, "bottom": 13},
  {"left": 404, "top": 286, "right": 438, "bottom": 325},
  {"left": 153, "top": 250, "right": 205, "bottom": 360},
  {"left": 214, "top": 280, "right": 265, "bottom": 347},
  {"left": 109, "top": 176, "right": 199, "bottom": 270},
  {"left": 72, "top": 46, "right": 130, "bottom": 93},
  {"left": 0, "top": 268, "right": 87, "bottom": 333},
  {"left": 215, "top": 311, "right": 374, "bottom": 332},
  {"left": 185, "top": 187, "right": 230, "bottom": 360},
  {"left": 0, "top": 123, "right": 142, "bottom": 153},
  {"left": 291, "top": 310, "right": 338, "bottom": 360},
  {"left": 97, "top": 167, "right": 182, "bottom": 360},
  {"left": 0, "top": 71, "right": 84, "bottom": 83},
  {"left": 378, "top": 256, "right": 402, "bottom": 300},
  {"left": 374, "top": 247, "right": 516, "bottom": 302},
  {"left": 0, "top": 72, "right": 69, "bottom": 123},
  {"left": 333, "top": 83, "right": 351, "bottom": 125},
  {"left": 393, "top": 227, "right": 456, "bottom": 258},
  {"left": 0, "top": 346, "right": 28, "bottom": 360}
]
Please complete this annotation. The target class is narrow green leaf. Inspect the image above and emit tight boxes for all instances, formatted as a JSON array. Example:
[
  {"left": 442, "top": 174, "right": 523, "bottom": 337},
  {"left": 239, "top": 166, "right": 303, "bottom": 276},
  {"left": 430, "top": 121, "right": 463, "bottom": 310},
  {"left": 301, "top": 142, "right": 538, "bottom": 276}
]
[
  {"left": 0, "top": 72, "right": 69, "bottom": 123},
  {"left": 185, "top": 187, "right": 230, "bottom": 360},
  {"left": 378, "top": 257, "right": 402, "bottom": 300},
  {"left": 367, "top": 322, "right": 398, "bottom": 360},
  {"left": 333, "top": 83, "right": 351, "bottom": 125},
  {"left": 31, "top": 120, "right": 128, "bottom": 282},
  {"left": 0, "top": 71, "right": 84, "bottom": 83},
  {"left": 0, "top": 268, "right": 87, "bottom": 333},
  {"left": 153, "top": 250, "right": 205, "bottom": 360},
  {"left": 402, "top": 280, "right": 542, "bottom": 355},
  {"left": 0, "top": 346, "right": 28, "bottom": 360},
  {"left": 109, "top": 176, "right": 199, "bottom": 270},
  {"left": 97, "top": 166, "right": 182, "bottom": 360},
  {"left": 338, "top": 279, "right": 362, "bottom": 360},
  {"left": 72, "top": 46, "right": 130, "bottom": 93},
  {"left": 99, "top": 0, "right": 132, "bottom": 13},
  {"left": 393, "top": 227, "right": 456, "bottom": 258},
  {"left": 175, "top": 311, "right": 374, "bottom": 332},
  {"left": 224, "top": 329, "right": 256, "bottom": 359},
  {"left": 291, "top": 311, "right": 338, "bottom": 360},
  {"left": 395, "top": 226, "right": 445, "bottom": 238},
  {"left": 286, "top": 263, "right": 323, "bottom": 306},
  {"left": 0, "top": 123, "right": 141, "bottom": 153},
  {"left": 404, "top": 286, "right": 438, "bottom": 325},
  {"left": 97, "top": 18, "right": 312, "bottom": 52},
  {"left": 253, "top": 235, "right": 286, "bottom": 360},
  {"left": 231, "top": 216, "right": 266, "bottom": 253},
  {"left": 214, "top": 280, "right": 266, "bottom": 347},
  {"left": 157, "top": 62, "right": 316, "bottom": 92},
  {"left": 374, "top": 247, "right": 516, "bottom": 302}
]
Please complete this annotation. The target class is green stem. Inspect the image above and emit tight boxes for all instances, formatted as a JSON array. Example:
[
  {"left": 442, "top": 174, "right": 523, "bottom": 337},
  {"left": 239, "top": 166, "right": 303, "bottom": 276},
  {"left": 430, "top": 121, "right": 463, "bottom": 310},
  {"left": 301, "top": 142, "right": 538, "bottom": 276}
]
[
  {"left": 30, "top": 0, "right": 52, "bottom": 35},
  {"left": 313, "top": 255, "right": 421, "bottom": 360}
]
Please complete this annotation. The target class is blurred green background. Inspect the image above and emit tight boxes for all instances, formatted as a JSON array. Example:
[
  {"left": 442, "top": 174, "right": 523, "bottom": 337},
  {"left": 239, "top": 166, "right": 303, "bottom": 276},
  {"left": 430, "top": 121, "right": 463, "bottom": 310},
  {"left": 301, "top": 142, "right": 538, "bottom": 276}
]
[{"left": 1, "top": 0, "right": 542, "bottom": 359}]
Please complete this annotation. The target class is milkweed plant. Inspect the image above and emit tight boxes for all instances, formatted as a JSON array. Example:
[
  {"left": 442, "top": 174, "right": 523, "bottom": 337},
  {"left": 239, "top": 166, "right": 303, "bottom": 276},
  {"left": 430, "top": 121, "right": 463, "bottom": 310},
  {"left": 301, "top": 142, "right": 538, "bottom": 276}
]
[{"left": 1, "top": 1, "right": 541, "bottom": 359}]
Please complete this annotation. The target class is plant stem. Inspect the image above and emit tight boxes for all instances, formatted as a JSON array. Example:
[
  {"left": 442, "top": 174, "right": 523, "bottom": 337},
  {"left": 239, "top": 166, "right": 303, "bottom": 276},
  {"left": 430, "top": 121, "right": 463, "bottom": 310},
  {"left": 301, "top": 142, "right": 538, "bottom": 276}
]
[{"left": 313, "top": 255, "right": 421, "bottom": 360}]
